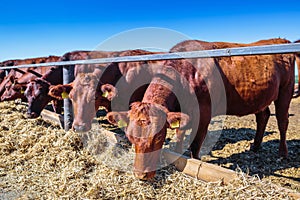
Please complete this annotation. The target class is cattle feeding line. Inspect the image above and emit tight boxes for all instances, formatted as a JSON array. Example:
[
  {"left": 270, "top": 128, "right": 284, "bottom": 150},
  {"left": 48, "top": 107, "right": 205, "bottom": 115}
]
[
  {"left": 2, "top": 42, "right": 300, "bottom": 131},
  {"left": 1, "top": 43, "right": 300, "bottom": 70}
]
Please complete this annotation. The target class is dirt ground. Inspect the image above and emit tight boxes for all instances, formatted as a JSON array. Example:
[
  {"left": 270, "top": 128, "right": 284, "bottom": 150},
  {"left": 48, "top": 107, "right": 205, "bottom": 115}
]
[{"left": 200, "top": 97, "right": 300, "bottom": 192}]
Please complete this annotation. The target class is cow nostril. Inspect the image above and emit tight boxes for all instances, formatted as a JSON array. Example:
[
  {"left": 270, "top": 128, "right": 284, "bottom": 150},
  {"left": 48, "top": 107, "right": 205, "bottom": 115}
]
[
  {"left": 134, "top": 171, "right": 155, "bottom": 181},
  {"left": 73, "top": 123, "right": 91, "bottom": 132},
  {"left": 26, "top": 112, "right": 38, "bottom": 119}
]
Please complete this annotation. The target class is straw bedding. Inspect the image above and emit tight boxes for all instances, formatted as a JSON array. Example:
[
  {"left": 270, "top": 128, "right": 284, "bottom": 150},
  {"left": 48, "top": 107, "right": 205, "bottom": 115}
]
[{"left": 0, "top": 100, "right": 299, "bottom": 199}]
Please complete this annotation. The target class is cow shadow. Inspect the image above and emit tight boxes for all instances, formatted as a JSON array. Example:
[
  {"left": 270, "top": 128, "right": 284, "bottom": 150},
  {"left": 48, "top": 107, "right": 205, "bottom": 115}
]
[
  {"left": 204, "top": 128, "right": 275, "bottom": 153},
  {"left": 206, "top": 129, "right": 300, "bottom": 182}
]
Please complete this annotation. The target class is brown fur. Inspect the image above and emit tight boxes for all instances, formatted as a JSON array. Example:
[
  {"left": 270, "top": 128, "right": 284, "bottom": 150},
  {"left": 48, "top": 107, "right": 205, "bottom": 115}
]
[
  {"left": 24, "top": 51, "right": 93, "bottom": 118},
  {"left": 49, "top": 50, "right": 165, "bottom": 132},
  {"left": 0, "top": 56, "right": 60, "bottom": 99},
  {"left": 111, "top": 38, "right": 295, "bottom": 180},
  {"left": 1, "top": 56, "right": 60, "bottom": 101}
]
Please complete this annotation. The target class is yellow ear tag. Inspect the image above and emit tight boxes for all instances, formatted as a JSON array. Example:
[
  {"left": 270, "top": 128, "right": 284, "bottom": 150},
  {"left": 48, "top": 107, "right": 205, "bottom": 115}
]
[
  {"left": 20, "top": 89, "right": 25, "bottom": 94},
  {"left": 61, "top": 91, "right": 69, "bottom": 99},
  {"left": 117, "top": 120, "right": 127, "bottom": 128},
  {"left": 170, "top": 120, "right": 180, "bottom": 129},
  {"left": 102, "top": 91, "right": 109, "bottom": 98}
]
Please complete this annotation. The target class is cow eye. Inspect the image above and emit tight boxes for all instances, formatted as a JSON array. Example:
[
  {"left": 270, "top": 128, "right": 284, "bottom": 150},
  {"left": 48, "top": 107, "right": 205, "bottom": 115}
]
[{"left": 138, "top": 120, "right": 149, "bottom": 126}]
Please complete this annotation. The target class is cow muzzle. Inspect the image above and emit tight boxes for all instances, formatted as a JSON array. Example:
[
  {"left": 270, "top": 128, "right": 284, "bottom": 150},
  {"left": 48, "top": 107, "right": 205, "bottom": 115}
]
[
  {"left": 134, "top": 170, "right": 156, "bottom": 181},
  {"left": 72, "top": 123, "right": 91, "bottom": 132},
  {"left": 26, "top": 112, "right": 39, "bottom": 119},
  {"left": 133, "top": 152, "right": 159, "bottom": 180}
]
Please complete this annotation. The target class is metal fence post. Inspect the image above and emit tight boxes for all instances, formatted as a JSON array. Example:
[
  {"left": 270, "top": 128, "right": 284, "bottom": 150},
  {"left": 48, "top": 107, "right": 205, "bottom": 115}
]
[{"left": 63, "top": 65, "right": 74, "bottom": 131}]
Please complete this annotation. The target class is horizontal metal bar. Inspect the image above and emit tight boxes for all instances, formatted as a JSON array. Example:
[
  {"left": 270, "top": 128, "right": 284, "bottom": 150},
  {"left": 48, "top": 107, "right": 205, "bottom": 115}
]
[{"left": 2, "top": 43, "right": 300, "bottom": 70}]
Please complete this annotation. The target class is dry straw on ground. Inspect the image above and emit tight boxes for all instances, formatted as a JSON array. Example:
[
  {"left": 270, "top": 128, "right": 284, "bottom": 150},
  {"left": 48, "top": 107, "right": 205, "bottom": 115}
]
[{"left": 0, "top": 101, "right": 298, "bottom": 199}]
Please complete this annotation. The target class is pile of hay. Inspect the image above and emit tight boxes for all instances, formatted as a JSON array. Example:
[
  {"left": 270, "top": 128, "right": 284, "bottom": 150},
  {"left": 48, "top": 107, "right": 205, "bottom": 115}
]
[{"left": 0, "top": 101, "right": 297, "bottom": 199}]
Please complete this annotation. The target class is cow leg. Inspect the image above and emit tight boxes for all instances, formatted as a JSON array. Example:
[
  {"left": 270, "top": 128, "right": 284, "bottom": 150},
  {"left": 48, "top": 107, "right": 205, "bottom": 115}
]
[
  {"left": 190, "top": 124, "right": 209, "bottom": 159},
  {"left": 251, "top": 107, "right": 270, "bottom": 152},
  {"left": 188, "top": 106, "right": 211, "bottom": 159},
  {"left": 174, "top": 129, "right": 185, "bottom": 154},
  {"left": 189, "top": 120, "right": 210, "bottom": 159},
  {"left": 274, "top": 97, "right": 291, "bottom": 158},
  {"left": 52, "top": 99, "right": 63, "bottom": 114}
]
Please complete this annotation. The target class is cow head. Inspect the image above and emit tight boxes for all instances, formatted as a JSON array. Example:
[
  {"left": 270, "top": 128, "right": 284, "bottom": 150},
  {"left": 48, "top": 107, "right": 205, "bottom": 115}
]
[
  {"left": 107, "top": 102, "right": 190, "bottom": 180},
  {"left": 1, "top": 76, "right": 27, "bottom": 101},
  {"left": 24, "top": 78, "right": 52, "bottom": 118},
  {"left": 49, "top": 73, "right": 114, "bottom": 132}
]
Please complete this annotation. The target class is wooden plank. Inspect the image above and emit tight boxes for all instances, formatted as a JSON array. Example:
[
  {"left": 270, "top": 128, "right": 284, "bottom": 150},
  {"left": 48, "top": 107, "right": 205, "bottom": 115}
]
[
  {"left": 162, "top": 149, "right": 237, "bottom": 184},
  {"left": 41, "top": 109, "right": 64, "bottom": 128}
]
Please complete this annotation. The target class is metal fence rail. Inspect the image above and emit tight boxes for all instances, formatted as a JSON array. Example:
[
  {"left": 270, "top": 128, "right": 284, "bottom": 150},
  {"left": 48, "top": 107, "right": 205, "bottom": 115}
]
[
  {"left": 1, "top": 43, "right": 300, "bottom": 70},
  {"left": 2, "top": 42, "right": 300, "bottom": 131}
]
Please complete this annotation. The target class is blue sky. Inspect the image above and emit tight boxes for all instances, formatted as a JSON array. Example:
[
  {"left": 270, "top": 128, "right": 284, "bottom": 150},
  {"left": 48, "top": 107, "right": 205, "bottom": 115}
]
[{"left": 0, "top": 0, "right": 300, "bottom": 61}]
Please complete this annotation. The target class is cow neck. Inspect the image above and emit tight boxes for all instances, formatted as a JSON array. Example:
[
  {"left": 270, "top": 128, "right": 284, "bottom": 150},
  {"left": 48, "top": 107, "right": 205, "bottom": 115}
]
[
  {"left": 17, "top": 72, "right": 39, "bottom": 84},
  {"left": 26, "top": 69, "right": 43, "bottom": 78},
  {"left": 41, "top": 67, "right": 62, "bottom": 85},
  {"left": 99, "top": 62, "right": 122, "bottom": 85},
  {"left": 142, "top": 78, "right": 177, "bottom": 112},
  {"left": 14, "top": 68, "right": 27, "bottom": 75}
]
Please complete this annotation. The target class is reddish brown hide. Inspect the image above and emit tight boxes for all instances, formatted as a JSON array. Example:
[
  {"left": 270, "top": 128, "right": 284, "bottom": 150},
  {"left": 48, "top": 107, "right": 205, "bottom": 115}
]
[
  {"left": 107, "top": 38, "right": 295, "bottom": 180},
  {"left": 0, "top": 56, "right": 59, "bottom": 99},
  {"left": 24, "top": 51, "right": 92, "bottom": 118},
  {"left": 1, "top": 56, "right": 60, "bottom": 102},
  {"left": 49, "top": 49, "right": 165, "bottom": 132},
  {"left": 48, "top": 50, "right": 120, "bottom": 132}
]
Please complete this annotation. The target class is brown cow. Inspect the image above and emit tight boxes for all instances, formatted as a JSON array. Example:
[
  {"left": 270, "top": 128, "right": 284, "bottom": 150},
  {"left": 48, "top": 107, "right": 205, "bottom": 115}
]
[
  {"left": 24, "top": 67, "right": 63, "bottom": 118},
  {"left": 24, "top": 51, "right": 92, "bottom": 118},
  {"left": 49, "top": 49, "right": 165, "bottom": 132},
  {"left": 1, "top": 56, "right": 60, "bottom": 102},
  {"left": 107, "top": 38, "right": 295, "bottom": 180},
  {"left": 24, "top": 50, "right": 124, "bottom": 119},
  {"left": 0, "top": 56, "right": 58, "bottom": 99}
]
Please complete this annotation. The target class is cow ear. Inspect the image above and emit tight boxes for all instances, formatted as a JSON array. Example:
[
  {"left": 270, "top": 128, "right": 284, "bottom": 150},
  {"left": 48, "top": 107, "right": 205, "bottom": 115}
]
[
  {"left": 20, "top": 84, "right": 27, "bottom": 94},
  {"left": 49, "top": 84, "right": 73, "bottom": 100},
  {"left": 101, "top": 84, "right": 118, "bottom": 101},
  {"left": 167, "top": 112, "right": 190, "bottom": 130},
  {"left": 13, "top": 83, "right": 27, "bottom": 93},
  {"left": 106, "top": 111, "right": 129, "bottom": 128}
]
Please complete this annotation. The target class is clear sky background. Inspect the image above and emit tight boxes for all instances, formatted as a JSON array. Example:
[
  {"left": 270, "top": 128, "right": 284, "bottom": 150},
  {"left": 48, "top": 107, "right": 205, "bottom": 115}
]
[{"left": 0, "top": 0, "right": 299, "bottom": 61}]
